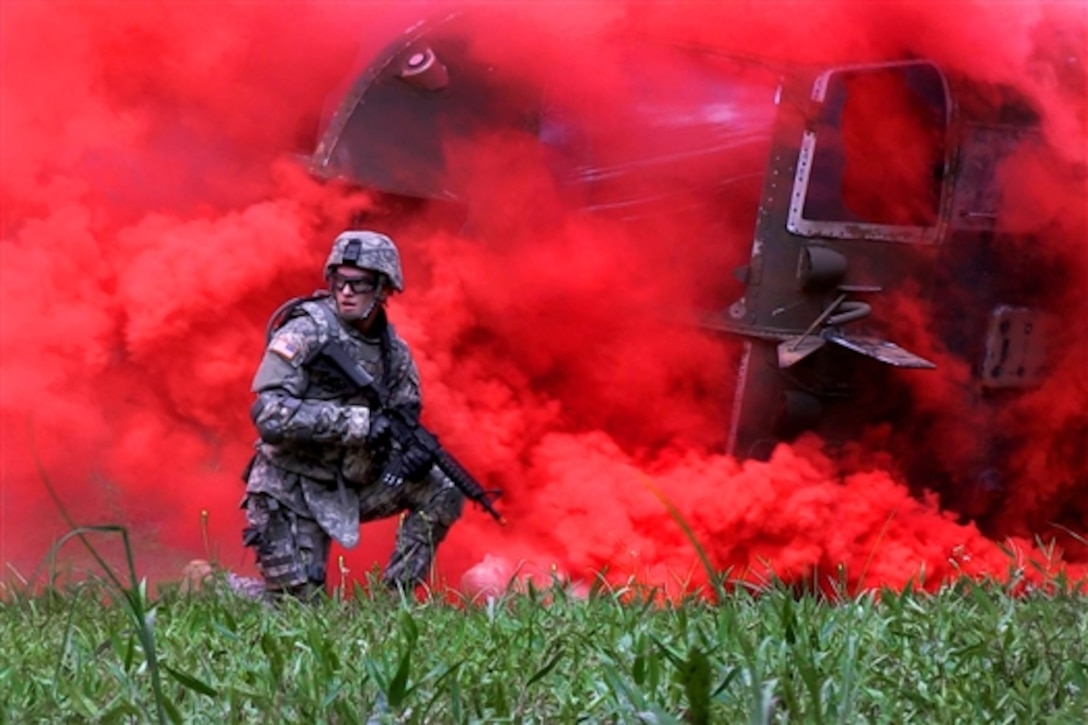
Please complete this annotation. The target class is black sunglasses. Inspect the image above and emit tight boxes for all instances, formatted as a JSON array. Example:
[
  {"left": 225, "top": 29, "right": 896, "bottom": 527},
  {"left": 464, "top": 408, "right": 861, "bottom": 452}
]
[{"left": 330, "top": 273, "right": 379, "bottom": 294}]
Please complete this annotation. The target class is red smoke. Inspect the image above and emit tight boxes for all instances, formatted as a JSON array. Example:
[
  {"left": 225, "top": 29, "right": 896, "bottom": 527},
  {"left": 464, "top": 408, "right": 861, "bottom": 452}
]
[{"left": 1, "top": 1, "right": 1085, "bottom": 597}]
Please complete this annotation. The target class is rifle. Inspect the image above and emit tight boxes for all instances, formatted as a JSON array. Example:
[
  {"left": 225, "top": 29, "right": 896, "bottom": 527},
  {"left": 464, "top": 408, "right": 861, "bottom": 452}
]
[{"left": 317, "top": 339, "right": 506, "bottom": 525}]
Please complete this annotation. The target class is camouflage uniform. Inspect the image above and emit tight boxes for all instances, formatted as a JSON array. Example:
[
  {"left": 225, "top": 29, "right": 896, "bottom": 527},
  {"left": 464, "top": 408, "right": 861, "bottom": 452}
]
[{"left": 242, "top": 231, "right": 463, "bottom": 598}]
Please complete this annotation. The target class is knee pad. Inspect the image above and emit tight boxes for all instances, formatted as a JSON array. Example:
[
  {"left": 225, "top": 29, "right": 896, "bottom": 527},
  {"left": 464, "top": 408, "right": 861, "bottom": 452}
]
[
  {"left": 244, "top": 496, "right": 327, "bottom": 591},
  {"left": 428, "top": 485, "right": 465, "bottom": 528},
  {"left": 296, "top": 523, "right": 330, "bottom": 587},
  {"left": 400, "top": 486, "right": 463, "bottom": 551}
]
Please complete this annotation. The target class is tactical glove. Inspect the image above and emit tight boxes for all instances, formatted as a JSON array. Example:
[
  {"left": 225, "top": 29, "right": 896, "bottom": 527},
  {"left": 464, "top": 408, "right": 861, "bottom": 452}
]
[
  {"left": 366, "top": 411, "right": 393, "bottom": 447},
  {"left": 381, "top": 443, "right": 434, "bottom": 488},
  {"left": 401, "top": 443, "right": 434, "bottom": 481}
]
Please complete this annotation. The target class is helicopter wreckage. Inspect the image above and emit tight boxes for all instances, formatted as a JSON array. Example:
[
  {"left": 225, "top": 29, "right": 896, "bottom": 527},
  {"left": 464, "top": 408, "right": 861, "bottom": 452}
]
[{"left": 306, "top": 13, "right": 1079, "bottom": 526}]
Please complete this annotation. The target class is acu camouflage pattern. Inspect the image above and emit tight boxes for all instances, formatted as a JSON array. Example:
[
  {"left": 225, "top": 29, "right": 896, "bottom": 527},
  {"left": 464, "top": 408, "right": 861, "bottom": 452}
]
[
  {"left": 242, "top": 486, "right": 330, "bottom": 596},
  {"left": 326, "top": 230, "right": 405, "bottom": 291},
  {"left": 243, "top": 294, "right": 463, "bottom": 591},
  {"left": 249, "top": 296, "right": 420, "bottom": 490}
]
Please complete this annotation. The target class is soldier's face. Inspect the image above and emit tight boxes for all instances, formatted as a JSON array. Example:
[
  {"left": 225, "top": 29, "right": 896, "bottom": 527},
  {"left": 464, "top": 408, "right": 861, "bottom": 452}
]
[{"left": 330, "top": 266, "right": 381, "bottom": 323}]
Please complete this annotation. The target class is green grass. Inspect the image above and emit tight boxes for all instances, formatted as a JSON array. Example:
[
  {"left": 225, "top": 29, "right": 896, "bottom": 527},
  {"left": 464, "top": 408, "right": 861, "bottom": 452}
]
[
  {"left": 3, "top": 570, "right": 1087, "bottom": 724},
  {"left": 10, "top": 456, "right": 1088, "bottom": 722}
]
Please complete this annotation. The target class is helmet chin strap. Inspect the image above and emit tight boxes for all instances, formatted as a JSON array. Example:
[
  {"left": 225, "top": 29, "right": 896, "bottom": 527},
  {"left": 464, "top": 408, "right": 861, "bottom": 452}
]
[
  {"left": 336, "top": 287, "right": 387, "bottom": 326},
  {"left": 334, "top": 296, "right": 379, "bottom": 322},
  {"left": 357, "top": 295, "right": 381, "bottom": 322}
]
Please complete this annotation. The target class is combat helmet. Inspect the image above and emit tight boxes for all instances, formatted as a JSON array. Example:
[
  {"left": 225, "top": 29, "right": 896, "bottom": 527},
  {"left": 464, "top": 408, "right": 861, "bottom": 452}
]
[{"left": 325, "top": 230, "right": 404, "bottom": 292}]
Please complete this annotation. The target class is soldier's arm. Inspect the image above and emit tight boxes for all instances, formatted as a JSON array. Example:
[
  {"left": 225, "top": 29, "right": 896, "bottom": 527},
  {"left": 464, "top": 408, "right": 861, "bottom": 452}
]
[{"left": 250, "top": 316, "right": 371, "bottom": 445}]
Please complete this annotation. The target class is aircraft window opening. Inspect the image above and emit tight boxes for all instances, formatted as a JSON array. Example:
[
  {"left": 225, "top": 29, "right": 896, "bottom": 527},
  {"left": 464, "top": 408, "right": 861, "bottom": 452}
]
[{"left": 789, "top": 63, "right": 950, "bottom": 241}]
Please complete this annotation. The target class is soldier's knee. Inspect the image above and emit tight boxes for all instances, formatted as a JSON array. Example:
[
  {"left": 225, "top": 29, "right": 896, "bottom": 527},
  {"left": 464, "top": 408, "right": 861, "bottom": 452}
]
[
  {"left": 296, "top": 523, "right": 329, "bottom": 587},
  {"left": 242, "top": 496, "right": 327, "bottom": 593},
  {"left": 403, "top": 488, "right": 462, "bottom": 551},
  {"left": 428, "top": 485, "right": 464, "bottom": 528}
]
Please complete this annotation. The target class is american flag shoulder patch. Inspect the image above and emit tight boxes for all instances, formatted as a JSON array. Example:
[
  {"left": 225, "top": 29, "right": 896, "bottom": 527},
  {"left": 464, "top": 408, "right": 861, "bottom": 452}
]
[{"left": 268, "top": 333, "right": 304, "bottom": 363}]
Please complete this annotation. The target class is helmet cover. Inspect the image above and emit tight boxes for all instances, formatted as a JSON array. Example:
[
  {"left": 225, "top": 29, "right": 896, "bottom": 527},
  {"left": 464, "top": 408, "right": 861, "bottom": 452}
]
[{"left": 325, "top": 231, "right": 404, "bottom": 292}]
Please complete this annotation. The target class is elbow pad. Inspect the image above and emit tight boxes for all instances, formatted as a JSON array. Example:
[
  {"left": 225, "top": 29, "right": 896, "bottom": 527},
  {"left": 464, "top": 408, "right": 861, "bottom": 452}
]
[{"left": 251, "top": 396, "right": 300, "bottom": 445}]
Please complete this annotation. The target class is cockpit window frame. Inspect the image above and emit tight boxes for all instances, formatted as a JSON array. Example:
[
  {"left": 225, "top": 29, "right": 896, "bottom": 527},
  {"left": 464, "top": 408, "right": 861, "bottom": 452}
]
[{"left": 787, "top": 60, "right": 953, "bottom": 244}]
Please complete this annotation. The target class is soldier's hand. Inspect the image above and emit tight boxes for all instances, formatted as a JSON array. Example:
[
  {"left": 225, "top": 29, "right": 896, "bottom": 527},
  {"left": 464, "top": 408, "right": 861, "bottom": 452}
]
[
  {"left": 380, "top": 443, "right": 433, "bottom": 488},
  {"left": 400, "top": 443, "right": 434, "bottom": 482},
  {"left": 366, "top": 411, "right": 393, "bottom": 448}
]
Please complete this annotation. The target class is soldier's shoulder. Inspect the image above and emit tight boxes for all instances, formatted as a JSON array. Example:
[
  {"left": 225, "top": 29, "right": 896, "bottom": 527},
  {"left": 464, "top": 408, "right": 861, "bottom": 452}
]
[
  {"left": 273, "top": 307, "right": 323, "bottom": 339},
  {"left": 264, "top": 296, "right": 332, "bottom": 364},
  {"left": 270, "top": 293, "right": 336, "bottom": 337},
  {"left": 295, "top": 292, "right": 336, "bottom": 318}
]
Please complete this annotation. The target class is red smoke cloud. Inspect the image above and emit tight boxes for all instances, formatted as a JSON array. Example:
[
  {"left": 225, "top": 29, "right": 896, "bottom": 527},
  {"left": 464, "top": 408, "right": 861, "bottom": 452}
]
[{"left": 1, "top": 1, "right": 1085, "bottom": 596}]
